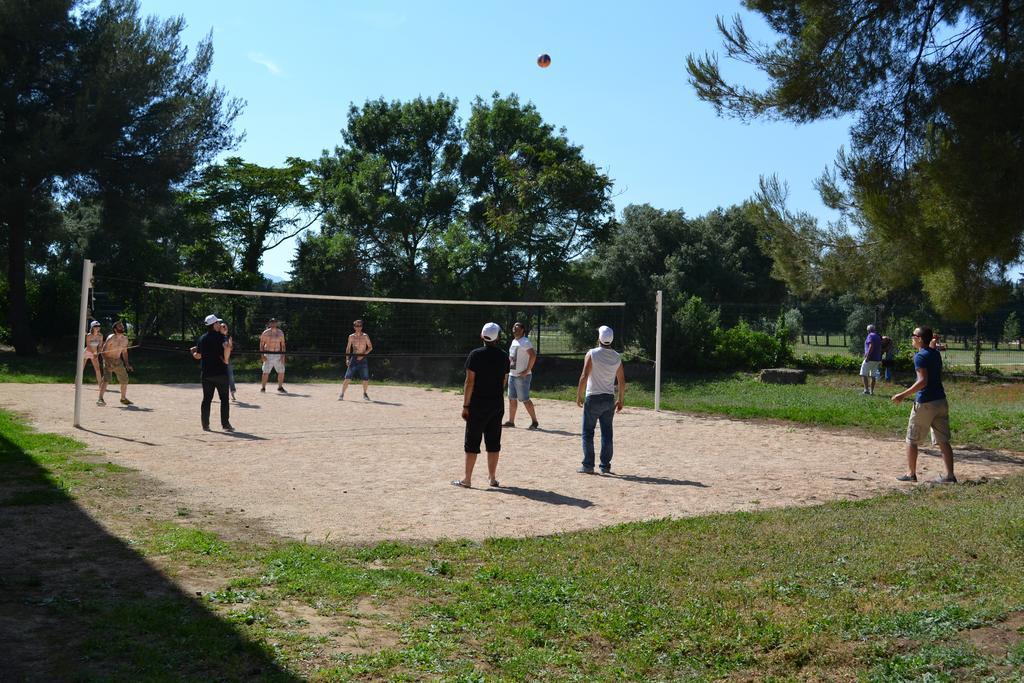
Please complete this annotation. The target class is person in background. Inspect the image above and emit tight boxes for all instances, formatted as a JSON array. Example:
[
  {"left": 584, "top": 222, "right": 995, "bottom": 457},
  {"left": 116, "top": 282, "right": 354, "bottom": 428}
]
[
  {"left": 98, "top": 320, "right": 133, "bottom": 406},
  {"left": 219, "top": 320, "right": 237, "bottom": 401},
  {"left": 860, "top": 324, "right": 883, "bottom": 395},
  {"left": 503, "top": 321, "right": 539, "bottom": 429},
  {"left": 83, "top": 320, "right": 104, "bottom": 386},
  {"left": 880, "top": 336, "right": 895, "bottom": 383}
]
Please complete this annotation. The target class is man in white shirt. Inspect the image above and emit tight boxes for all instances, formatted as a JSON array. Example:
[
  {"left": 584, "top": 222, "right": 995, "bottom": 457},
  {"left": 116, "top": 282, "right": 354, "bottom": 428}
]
[
  {"left": 503, "top": 321, "right": 539, "bottom": 429},
  {"left": 575, "top": 325, "right": 626, "bottom": 474}
]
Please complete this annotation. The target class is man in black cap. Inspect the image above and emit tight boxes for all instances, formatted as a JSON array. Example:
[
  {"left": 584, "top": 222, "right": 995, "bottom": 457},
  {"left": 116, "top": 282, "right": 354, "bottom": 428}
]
[{"left": 191, "top": 314, "right": 234, "bottom": 432}]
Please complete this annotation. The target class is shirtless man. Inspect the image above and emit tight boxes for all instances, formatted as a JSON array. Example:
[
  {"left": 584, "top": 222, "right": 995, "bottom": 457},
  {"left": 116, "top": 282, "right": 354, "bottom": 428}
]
[
  {"left": 340, "top": 319, "right": 373, "bottom": 401},
  {"left": 98, "top": 320, "right": 133, "bottom": 406},
  {"left": 260, "top": 317, "right": 287, "bottom": 393}
]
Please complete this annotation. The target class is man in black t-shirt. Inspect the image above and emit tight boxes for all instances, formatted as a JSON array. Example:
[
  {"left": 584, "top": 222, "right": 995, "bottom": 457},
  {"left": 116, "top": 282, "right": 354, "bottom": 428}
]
[
  {"left": 452, "top": 322, "right": 510, "bottom": 489},
  {"left": 190, "top": 314, "right": 234, "bottom": 432}
]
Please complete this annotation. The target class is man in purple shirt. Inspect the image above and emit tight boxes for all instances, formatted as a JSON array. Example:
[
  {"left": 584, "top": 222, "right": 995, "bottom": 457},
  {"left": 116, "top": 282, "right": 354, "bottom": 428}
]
[{"left": 860, "top": 324, "right": 883, "bottom": 395}]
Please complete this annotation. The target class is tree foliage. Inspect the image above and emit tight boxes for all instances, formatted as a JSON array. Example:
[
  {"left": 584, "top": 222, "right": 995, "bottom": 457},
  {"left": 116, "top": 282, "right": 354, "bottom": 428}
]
[
  {"left": 192, "top": 157, "right": 320, "bottom": 284},
  {"left": 0, "top": 0, "right": 241, "bottom": 353},
  {"left": 690, "top": 0, "right": 1024, "bottom": 370}
]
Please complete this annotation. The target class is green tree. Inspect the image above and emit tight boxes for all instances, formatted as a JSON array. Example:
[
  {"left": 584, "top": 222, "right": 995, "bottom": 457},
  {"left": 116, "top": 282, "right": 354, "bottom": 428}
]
[
  {"left": 688, "top": 1, "right": 1023, "bottom": 346},
  {"left": 193, "top": 157, "right": 320, "bottom": 284},
  {"left": 460, "top": 93, "right": 614, "bottom": 299},
  {"left": 1004, "top": 311, "right": 1021, "bottom": 345},
  {"left": 0, "top": 0, "right": 240, "bottom": 354},
  {"left": 319, "top": 96, "right": 463, "bottom": 296},
  {"left": 922, "top": 264, "right": 1010, "bottom": 374},
  {"left": 595, "top": 203, "right": 786, "bottom": 363}
]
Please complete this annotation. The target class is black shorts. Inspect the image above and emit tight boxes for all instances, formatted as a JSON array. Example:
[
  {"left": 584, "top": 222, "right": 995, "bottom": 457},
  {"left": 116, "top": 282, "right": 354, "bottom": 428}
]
[{"left": 464, "top": 400, "right": 504, "bottom": 454}]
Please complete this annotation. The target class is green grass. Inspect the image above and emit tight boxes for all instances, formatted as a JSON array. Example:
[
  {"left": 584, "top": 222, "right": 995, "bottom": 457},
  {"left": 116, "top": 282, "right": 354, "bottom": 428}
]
[
  {"left": 533, "top": 372, "right": 1024, "bottom": 452},
  {"left": 4, "top": 409, "right": 1024, "bottom": 680}
]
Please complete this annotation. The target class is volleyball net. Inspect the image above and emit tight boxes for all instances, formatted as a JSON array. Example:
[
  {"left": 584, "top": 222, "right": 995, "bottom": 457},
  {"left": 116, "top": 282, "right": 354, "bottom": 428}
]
[{"left": 83, "top": 274, "right": 628, "bottom": 375}]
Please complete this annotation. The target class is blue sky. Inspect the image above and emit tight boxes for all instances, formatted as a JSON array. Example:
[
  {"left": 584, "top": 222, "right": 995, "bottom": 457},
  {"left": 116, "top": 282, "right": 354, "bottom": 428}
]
[{"left": 141, "top": 0, "right": 853, "bottom": 280}]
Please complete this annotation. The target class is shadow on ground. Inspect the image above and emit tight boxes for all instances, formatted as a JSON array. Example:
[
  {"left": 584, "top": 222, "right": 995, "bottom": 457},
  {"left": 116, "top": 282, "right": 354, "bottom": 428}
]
[
  {"left": 0, "top": 431, "right": 298, "bottom": 681},
  {"left": 489, "top": 485, "right": 594, "bottom": 508}
]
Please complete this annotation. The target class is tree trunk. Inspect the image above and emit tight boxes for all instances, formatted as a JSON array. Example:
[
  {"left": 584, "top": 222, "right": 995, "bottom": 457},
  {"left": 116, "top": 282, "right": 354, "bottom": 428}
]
[
  {"left": 974, "top": 314, "right": 982, "bottom": 375},
  {"left": 5, "top": 197, "right": 37, "bottom": 355}
]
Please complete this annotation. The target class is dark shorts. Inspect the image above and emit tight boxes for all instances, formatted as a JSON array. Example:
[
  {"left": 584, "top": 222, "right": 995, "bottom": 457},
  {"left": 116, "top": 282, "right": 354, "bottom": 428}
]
[
  {"left": 345, "top": 358, "right": 369, "bottom": 380},
  {"left": 464, "top": 400, "right": 504, "bottom": 454}
]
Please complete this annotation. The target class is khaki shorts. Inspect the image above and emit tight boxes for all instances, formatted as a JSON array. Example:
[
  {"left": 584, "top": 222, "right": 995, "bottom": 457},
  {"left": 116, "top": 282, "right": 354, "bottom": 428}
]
[
  {"left": 906, "top": 399, "right": 951, "bottom": 445},
  {"left": 103, "top": 357, "right": 129, "bottom": 385}
]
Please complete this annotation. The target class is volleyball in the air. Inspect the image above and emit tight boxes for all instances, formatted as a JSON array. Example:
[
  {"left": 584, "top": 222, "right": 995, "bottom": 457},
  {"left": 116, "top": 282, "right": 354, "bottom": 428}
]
[{"left": 537, "top": 53, "right": 551, "bottom": 68}]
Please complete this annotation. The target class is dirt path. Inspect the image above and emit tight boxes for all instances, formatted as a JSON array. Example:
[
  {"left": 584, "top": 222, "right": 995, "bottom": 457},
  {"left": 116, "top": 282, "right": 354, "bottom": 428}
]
[{"left": 3, "top": 383, "right": 1022, "bottom": 543}]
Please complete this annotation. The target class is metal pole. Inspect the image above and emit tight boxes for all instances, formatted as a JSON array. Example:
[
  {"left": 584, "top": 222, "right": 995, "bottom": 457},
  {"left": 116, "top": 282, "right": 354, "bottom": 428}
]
[
  {"left": 654, "top": 290, "right": 663, "bottom": 412},
  {"left": 73, "top": 259, "right": 94, "bottom": 428}
]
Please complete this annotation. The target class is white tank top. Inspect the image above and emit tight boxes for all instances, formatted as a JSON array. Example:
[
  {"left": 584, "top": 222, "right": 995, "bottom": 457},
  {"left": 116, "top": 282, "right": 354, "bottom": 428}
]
[{"left": 586, "top": 346, "right": 621, "bottom": 396}]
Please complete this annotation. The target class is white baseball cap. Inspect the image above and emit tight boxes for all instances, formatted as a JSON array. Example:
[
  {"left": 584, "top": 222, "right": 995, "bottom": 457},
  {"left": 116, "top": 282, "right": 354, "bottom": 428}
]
[
  {"left": 89, "top": 320, "right": 100, "bottom": 328},
  {"left": 598, "top": 325, "right": 614, "bottom": 344},
  {"left": 481, "top": 322, "right": 501, "bottom": 342},
  {"left": 203, "top": 314, "right": 218, "bottom": 326}
]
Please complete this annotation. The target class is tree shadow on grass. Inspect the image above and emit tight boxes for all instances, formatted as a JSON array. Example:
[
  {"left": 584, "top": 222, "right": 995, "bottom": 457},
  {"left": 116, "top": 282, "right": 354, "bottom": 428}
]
[
  {"left": 489, "top": 485, "right": 594, "bottom": 508},
  {"left": 0, "top": 427, "right": 298, "bottom": 681}
]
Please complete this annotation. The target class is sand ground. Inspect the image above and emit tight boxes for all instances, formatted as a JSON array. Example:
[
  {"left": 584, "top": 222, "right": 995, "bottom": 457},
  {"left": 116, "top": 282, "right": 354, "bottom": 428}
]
[{"left": 3, "top": 382, "right": 1022, "bottom": 543}]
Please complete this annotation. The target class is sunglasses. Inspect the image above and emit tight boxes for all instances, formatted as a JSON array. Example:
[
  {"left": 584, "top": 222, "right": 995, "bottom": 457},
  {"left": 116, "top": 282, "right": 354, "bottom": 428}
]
[{"left": 911, "top": 333, "right": 922, "bottom": 338}]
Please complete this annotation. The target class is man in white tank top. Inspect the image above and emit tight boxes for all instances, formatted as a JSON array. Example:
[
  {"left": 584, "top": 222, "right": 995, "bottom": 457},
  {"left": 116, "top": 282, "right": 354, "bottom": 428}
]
[{"left": 575, "top": 325, "right": 626, "bottom": 474}]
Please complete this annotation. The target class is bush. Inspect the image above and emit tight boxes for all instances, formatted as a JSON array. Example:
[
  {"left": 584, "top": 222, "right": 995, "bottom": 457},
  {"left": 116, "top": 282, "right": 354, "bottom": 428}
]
[
  {"left": 670, "top": 295, "right": 720, "bottom": 369},
  {"left": 794, "top": 353, "right": 861, "bottom": 372},
  {"left": 712, "top": 321, "right": 784, "bottom": 371}
]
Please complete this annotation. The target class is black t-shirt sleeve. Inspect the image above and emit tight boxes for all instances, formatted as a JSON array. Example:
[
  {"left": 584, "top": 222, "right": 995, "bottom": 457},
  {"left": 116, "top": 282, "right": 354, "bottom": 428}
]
[{"left": 465, "top": 349, "right": 479, "bottom": 373}]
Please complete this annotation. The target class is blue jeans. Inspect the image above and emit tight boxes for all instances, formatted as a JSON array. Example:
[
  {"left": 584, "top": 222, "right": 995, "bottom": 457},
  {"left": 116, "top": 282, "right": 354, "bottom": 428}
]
[{"left": 581, "top": 394, "right": 615, "bottom": 470}]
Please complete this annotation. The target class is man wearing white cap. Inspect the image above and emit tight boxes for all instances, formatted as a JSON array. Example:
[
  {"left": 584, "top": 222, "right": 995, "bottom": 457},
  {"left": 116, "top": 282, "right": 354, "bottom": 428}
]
[
  {"left": 452, "top": 322, "right": 510, "bottom": 489},
  {"left": 190, "top": 314, "right": 234, "bottom": 432},
  {"left": 575, "top": 325, "right": 626, "bottom": 474}
]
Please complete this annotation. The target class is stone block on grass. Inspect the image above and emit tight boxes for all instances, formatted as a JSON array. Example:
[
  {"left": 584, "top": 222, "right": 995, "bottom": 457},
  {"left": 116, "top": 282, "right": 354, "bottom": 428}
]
[{"left": 758, "top": 368, "right": 807, "bottom": 385}]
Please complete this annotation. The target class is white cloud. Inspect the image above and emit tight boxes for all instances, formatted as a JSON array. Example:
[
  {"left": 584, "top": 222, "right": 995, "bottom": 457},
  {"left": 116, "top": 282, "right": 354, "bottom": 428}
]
[{"left": 247, "top": 52, "right": 283, "bottom": 76}]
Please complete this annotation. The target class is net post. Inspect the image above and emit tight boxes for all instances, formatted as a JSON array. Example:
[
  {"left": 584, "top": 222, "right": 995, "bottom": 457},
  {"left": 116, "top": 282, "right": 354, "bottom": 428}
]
[
  {"left": 73, "top": 259, "right": 94, "bottom": 428},
  {"left": 654, "top": 290, "right": 663, "bottom": 412}
]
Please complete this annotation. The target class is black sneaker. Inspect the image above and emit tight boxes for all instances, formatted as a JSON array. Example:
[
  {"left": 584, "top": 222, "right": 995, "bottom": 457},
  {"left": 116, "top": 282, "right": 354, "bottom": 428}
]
[
  {"left": 933, "top": 475, "right": 957, "bottom": 484},
  {"left": 577, "top": 467, "right": 595, "bottom": 474},
  {"left": 528, "top": 422, "right": 540, "bottom": 430},
  {"left": 202, "top": 425, "right": 211, "bottom": 432},
  {"left": 599, "top": 467, "right": 613, "bottom": 475},
  {"left": 277, "top": 386, "right": 286, "bottom": 393},
  {"left": 896, "top": 474, "right": 917, "bottom": 482},
  {"left": 363, "top": 393, "right": 370, "bottom": 401},
  {"left": 260, "top": 387, "right": 266, "bottom": 393},
  {"left": 222, "top": 424, "right": 235, "bottom": 432},
  {"left": 502, "top": 421, "right": 515, "bottom": 428}
]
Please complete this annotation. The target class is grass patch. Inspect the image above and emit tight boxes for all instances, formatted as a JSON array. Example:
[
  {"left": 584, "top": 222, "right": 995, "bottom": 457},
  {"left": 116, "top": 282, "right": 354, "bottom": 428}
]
[
  {"left": 532, "top": 372, "right": 1024, "bottom": 451},
  {"left": 3, "top": 377, "right": 1024, "bottom": 678}
]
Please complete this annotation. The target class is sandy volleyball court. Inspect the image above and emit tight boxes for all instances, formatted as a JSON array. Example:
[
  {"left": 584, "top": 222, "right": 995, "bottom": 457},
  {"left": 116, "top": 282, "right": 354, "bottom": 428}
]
[{"left": 3, "top": 382, "right": 1023, "bottom": 543}]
